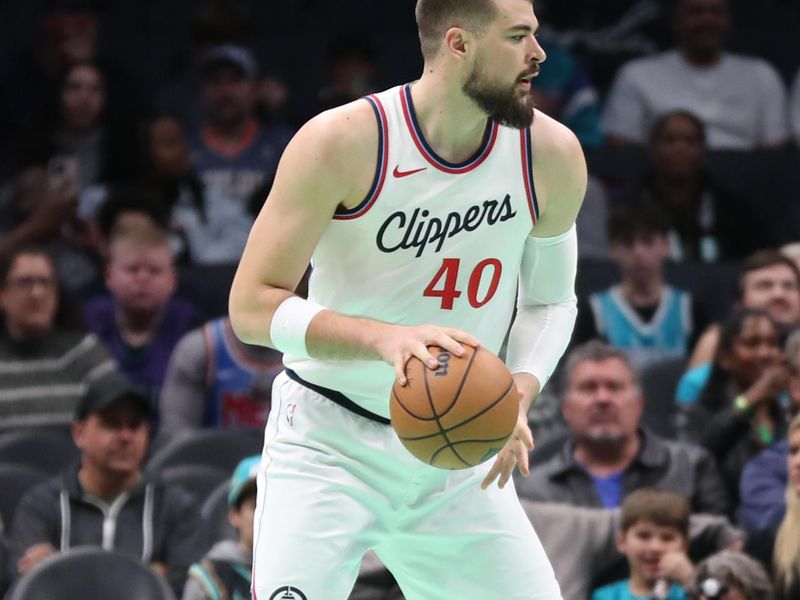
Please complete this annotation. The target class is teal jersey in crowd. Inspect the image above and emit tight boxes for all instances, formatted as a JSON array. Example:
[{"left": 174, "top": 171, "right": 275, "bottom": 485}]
[{"left": 592, "top": 579, "right": 688, "bottom": 600}]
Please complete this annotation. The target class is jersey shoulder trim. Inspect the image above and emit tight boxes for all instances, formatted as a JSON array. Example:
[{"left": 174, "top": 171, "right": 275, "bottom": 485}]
[
  {"left": 334, "top": 94, "right": 389, "bottom": 220},
  {"left": 519, "top": 128, "right": 539, "bottom": 225}
]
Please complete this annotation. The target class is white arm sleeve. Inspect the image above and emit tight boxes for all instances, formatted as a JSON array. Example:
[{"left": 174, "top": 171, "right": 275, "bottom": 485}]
[{"left": 505, "top": 225, "right": 578, "bottom": 389}]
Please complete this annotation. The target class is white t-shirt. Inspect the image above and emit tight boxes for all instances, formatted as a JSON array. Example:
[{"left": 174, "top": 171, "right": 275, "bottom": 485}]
[
  {"left": 602, "top": 50, "right": 790, "bottom": 149},
  {"left": 791, "top": 69, "right": 800, "bottom": 146}
]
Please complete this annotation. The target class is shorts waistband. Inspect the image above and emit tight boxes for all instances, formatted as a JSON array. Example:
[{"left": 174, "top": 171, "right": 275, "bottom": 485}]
[{"left": 284, "top": 369, "right": 391, "bottom": 426}]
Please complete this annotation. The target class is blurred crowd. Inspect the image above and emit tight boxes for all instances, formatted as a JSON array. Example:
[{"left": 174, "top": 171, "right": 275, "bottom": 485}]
[{"left": 3, "top": 0, "right": 800, "bottom": 598}]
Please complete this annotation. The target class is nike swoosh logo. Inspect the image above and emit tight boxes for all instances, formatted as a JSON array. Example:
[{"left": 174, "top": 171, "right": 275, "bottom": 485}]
[{"left": 393, "top": 166, "right": 427, "bottom": 178}]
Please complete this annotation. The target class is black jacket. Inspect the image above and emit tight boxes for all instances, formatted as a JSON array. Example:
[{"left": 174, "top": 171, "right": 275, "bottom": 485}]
[
  {"left": 10, "top": 464, "right": 207, "bottom": 595},
  {"left": 516, "top": 428, "right": 730, "bottom": 516}
]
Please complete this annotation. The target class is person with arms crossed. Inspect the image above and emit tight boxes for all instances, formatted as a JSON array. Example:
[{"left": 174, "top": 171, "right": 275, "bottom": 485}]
[{"left": 229, "top": 0, "right": 585, "bottom": 598}]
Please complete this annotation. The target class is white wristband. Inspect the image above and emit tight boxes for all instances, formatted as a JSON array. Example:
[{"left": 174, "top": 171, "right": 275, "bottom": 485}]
[{"left": 269, "top": 297, "right": 325, "bottom": 357}]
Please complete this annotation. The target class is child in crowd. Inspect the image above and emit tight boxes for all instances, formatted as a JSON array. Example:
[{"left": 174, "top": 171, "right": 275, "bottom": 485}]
[
  {"left": 573, "top": 204, "right": 703, "bottom": 368},
  {"left": 592, "top": 489, "right": 694, "bottom": 600},
  {"left": 182, "top": 455, "right": 259, "bottom": 600}
]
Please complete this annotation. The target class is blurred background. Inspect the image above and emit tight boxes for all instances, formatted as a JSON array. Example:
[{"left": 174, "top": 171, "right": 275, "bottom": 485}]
[{"left": 2, "top": 1, "right": 800, "bottom": 599}]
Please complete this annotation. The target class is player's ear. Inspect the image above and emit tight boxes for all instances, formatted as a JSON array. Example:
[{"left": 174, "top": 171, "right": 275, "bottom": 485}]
[{"left": 444, "top": 27, "right": 471, "bottom": 59}]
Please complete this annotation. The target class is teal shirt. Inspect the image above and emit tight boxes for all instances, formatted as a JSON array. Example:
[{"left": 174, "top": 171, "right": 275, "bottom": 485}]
[{"left": 592, "top": 579, "right": 689, "bottom": 600}]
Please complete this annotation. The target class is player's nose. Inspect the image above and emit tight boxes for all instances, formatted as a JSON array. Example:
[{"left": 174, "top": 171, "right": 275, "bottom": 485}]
[{"left": 529, "top": 37, "right": 546, "bottom": 65}]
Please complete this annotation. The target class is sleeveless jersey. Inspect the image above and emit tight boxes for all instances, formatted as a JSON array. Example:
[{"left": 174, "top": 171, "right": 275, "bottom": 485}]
[
  {"left": 284, "top": 83, "right": 540, "bottom": 418},
  {"left": 589, "top": 285, "right": 692, "bottom": 368},
  {"left": 204, "top": 318, "right": 283, "bottom": 429}
]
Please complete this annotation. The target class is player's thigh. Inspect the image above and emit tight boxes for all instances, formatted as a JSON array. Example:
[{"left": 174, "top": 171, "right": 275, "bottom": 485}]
[
  {"left": 378, "top": 480, "right": 562, "bottom": 600},
  {"left": 251, "top": 470, "right": 365, "bottom": 599},
  {"left": 252, "top": 373, "right": 390, "bottom": 599}
]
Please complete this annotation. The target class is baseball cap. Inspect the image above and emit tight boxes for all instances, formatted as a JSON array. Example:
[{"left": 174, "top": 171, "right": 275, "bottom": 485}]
[
  {"left": 202, "top": 44, "right": 258, "bottom": 80},
  {"left": 75, "top": 371, "right": 150, "bottom": 421},
  {"left": 228, "top": 455, "right": 260, "bottom": 507}
]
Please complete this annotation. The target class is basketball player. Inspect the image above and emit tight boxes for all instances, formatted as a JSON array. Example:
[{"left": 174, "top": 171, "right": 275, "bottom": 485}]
[{"left": 229, "top": 0, "right": 586, "bottom": 598}]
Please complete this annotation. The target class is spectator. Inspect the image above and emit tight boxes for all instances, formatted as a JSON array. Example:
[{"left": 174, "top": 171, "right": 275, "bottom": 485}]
[
  {"left": 0, "top": 151, "right": 100, "bottom": 294},
  {"left": 687, "top": 551, "right": 773, "bottom": 600},
  {"left": 314, "top": 32, "right": 380, "bottom": 115},
  {"left": 516, "top": 341, "right": 730, "bottom": 516},
  {"left": 159, "top": 317, "right": 283, "bottom": 435},
  {"left": 679, "top": 309, "right": 790, "bottom": 503},
  {"left": 603, "top": 0, "right": 790, "bottom": 149},
  {"left": 186, "top": 44, "right": 293, "bottom": 210},
  {"left": 739, "top": 329, "right": 800, "bottom": 536},
  {"left": 625, "top": 111, "right": 763, "bottom": 262},
  {"left": 739, "top": 441, "right": 789, "bottom": 538},
  {"left": 51, "top": 62, "right": 107, "bottom": 192},
  {"left": 682, "top": 250, "right": 800, "bottom": 399},
  {"left": 0, "top": 246, "right": 114, "bottom": 430},
  {"left": 89, "top": 185, "right": 172, "bottom": 263},
  {"left": 536, "top": 0, "right": 671, "bottom": 95},
  {"left": 573, "top": 204, "right": 703, "bottom": 368},
  {"left": 9, "top": 370, "right": 205, "bottom": 595},
  {"left": 83, "top": 226, "right": 200, "bottom": 407},
  {"left": 591, "top": 489, "right": 693, "bottom": 600},
  {"left": 80, "top": 118, "right": 254, "bottom": 267},
  {"left": 742, "top": 412, "right": 800, "bottom": 598},
  {"left": 182, "top": 455, "right": 259, "bottom": 600},
  {"left": 144, "top": 116, "right": 252, "bottom": 265},
  {"left": 156, "top": 0, "right": 253, "bottom": 131},
  {"left": 767, "top": 413, "right": 800, "bottom": 599}
]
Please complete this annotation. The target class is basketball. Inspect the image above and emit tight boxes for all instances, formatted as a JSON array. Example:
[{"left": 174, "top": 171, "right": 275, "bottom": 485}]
[{"left": 390, "top": 345, "right": 520, "bottom": 470}]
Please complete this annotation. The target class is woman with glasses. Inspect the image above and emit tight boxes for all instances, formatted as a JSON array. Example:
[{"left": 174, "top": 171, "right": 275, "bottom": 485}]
[{"left": 0, "top": 246, "right": 115, "bottom": 430}]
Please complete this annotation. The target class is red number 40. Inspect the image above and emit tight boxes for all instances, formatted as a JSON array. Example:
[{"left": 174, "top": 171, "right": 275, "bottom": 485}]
[{"left": 423, "top": 258, "right": 502, "bottom": 310}]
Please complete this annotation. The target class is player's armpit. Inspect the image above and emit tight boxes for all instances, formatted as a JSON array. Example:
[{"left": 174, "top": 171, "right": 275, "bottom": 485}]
[{"left": 229, "top": 102, "right": 378, "bottom": 348}]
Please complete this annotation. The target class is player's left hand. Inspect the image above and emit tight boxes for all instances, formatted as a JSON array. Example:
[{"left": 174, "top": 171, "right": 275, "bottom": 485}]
[{"left": 480, "top": 402, "right": 534, "bottom": 490}]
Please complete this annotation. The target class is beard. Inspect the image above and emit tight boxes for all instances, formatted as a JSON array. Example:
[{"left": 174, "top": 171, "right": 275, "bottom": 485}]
[{"left": 462, "top": 57, "right": 536, "bottom": 129}]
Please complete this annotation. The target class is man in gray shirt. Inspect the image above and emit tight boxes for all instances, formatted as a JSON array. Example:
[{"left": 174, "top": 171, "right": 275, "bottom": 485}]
[
  {"left": 516, "top": 341, "right": 730, "bottom": 515},
  {"left": 10, "top": 371, "right": 206, "bottom": 596}
]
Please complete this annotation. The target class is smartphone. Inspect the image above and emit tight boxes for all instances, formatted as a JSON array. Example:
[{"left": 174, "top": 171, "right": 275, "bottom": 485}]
[{"left": 47, "top": 155, "right": 80, "bottom": 193}]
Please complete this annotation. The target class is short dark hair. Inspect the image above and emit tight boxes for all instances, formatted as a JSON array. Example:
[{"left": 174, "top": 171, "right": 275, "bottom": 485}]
[
  {"left": 738, "top": 250, "right": 800, "bottom": 300},
  {"left": 96, "top": 185, "right": 170, "bottom": 238},
  {"left": 415, "top": 0, "right": 501, "bottom": 60},
  {"left": 0, "top": 246, "right": 55, "bottom": 287},
  {"left": 620, "top": 488, "right": 690, "bottom": 537},
  {"left": 233, "top": 482, "right": 257, "bottom": 511},
  {"left": 608, "top": 203, "right": 670, "bottom": 244},
  {"left": 561, "top": 340, "right": 638, "bottom": 392},
  {"left": 649, "top": 110, "right": 706, "bottom": 146}
]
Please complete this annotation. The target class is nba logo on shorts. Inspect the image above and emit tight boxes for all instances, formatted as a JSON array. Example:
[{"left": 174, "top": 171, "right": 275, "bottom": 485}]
[{"left": 269, "top": 587, "right": 307, "bottom": 600}]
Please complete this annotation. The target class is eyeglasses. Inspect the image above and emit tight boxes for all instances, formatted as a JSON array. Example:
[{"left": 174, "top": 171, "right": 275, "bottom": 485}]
[{"left": 4, "top": 276, "right": 57, "bottom": 292}]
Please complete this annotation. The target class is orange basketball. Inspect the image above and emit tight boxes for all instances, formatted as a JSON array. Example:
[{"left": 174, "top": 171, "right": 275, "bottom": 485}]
[{"left": 390, "top": 345, "right": 519, "bottom": 470}]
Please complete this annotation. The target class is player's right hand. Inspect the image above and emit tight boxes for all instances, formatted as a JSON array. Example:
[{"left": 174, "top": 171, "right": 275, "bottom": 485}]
[{"left": 375, "top": 324, "right": 480, "bottom": 385}]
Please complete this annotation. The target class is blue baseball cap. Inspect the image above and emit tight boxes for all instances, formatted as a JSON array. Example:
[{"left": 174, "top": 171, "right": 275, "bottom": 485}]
[{"left": 228, "top": 455, "right": 260, "bottom": 507}]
